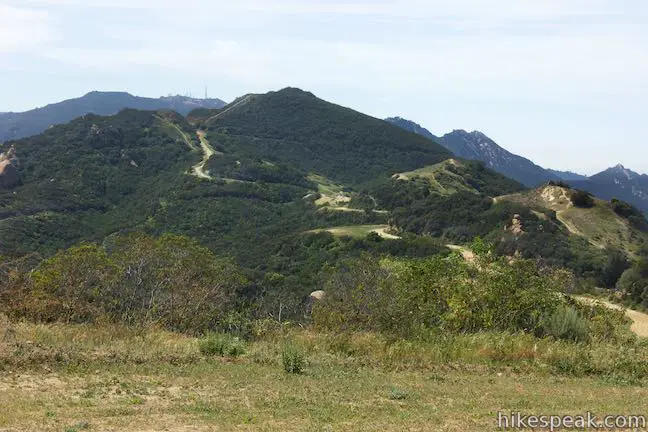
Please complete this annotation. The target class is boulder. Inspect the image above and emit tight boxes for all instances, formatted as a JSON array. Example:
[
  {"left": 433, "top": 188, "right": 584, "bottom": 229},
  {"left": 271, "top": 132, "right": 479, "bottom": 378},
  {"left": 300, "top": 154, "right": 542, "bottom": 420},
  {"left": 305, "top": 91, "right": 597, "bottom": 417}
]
[{"left": 309, "top": 290, "right": 326, "bottom": 301}]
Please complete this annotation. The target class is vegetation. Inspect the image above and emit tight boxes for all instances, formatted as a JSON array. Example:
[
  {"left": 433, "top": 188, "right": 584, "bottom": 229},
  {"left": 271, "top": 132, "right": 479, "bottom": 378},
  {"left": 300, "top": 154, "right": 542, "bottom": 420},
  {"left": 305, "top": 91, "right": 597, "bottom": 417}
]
[
  {"left": 392, "top": 159, "right": 524, "bottom": 197},
  {"left": 617, "top": 248, "right": 648, "bottom": 308},
  {"left": 1, "top": 233, "right": 247, "bottom": 333},
  {"left": 2, "top": 319, "right": 648, "bottom": 430},
  {"left": 571, "top": 189, "right": 596, "bottom": 208},
  {"left": 2, "top": 88, "right": 648, "bottom": 430},
  {"left": 281, "top": 343, "right": 306, "bottom": 374},
  {"left": 201, "top": 88, "right": 451, "bottom": 186},
  {"left": 198, "top": 333, "right": 246, "bottom": 357},
  {"left": 611, "top": 198, "right": 648, "bottom": 231},
  {"left": 313, "top": 242, "right": 629, "bottom": 342}
]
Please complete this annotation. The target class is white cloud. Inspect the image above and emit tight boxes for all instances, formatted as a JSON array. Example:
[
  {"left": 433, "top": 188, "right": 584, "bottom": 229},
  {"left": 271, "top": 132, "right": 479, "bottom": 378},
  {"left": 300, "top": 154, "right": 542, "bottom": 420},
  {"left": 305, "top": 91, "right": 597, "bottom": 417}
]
[
  {"left": 5, "top": 0, "right": 648, "bottom": 174},
  {"left": 0, "top": 5, "right": 54, "bottom": 52},
  {"left": 15, "top": 0, "right": 628, "bottom": 22}
]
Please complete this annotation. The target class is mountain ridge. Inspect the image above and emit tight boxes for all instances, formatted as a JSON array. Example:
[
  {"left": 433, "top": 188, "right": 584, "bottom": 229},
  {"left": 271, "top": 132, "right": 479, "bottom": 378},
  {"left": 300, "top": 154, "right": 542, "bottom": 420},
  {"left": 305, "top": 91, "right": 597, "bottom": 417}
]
[
  {"left": 387, "top": 116, "right": 647, "bottom": 214},
  {"left": 386, "top": 117, "right": 559, "bottom": 187},
  {"left": 0, "top": 91, "right": 227, "bottom": 143}
]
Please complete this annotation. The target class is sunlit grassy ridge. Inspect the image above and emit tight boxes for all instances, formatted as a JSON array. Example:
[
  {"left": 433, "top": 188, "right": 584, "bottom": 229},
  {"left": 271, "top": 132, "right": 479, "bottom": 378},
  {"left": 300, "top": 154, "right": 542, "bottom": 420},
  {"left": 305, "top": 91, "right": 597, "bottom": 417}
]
[{"left": 499, "top": 185, "right": 648, "bottom": 256}]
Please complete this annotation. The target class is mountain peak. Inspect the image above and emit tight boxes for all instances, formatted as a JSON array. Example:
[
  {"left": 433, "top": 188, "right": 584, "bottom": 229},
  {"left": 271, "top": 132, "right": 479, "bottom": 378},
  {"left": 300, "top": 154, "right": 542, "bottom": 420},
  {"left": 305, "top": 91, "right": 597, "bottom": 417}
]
[
  {"left": 604, "top": 164, "right": 639, "bottom": 180},
  {"left": 384, "top": 117, "right": 439, "bottom": 141}
]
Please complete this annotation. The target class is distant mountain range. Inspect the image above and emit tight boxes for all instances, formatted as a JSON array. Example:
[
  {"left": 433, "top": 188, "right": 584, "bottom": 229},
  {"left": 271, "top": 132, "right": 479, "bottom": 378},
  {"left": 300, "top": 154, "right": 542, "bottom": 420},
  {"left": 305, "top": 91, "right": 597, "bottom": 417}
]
[
  {"left": 386, "top": 116, "right": 648, "bottom": 214},
  {"left": 0, "top": 91, "right": 227, "bottom": 142},
  {"left": 546, "top": 169, "right": 588, "bottom": 181},
  {"left": 568, "top": 165, "right": 648, "bottom": 214},
  {"left": 385, "top": 117, "right": 559, "bottom": 187}
]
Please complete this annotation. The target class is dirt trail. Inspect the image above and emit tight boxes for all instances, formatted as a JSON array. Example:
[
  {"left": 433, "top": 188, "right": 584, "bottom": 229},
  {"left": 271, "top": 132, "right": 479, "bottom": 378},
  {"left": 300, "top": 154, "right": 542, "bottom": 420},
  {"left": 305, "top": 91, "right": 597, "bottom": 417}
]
[
  {"left": 372, "top": 227, "right": 400, "bottom": 240},
  {"left": 190, "top": 130, "right": 218, "bottom": 180},
  {"left": 205, "top": 95, "right": 253, "bottom": 124},
  {"left": 155, "top": 115, "right": 197, "bottom": 151},
  {"left": 576, "top": 296, "right": 648, "bottom": 337},
  {"left": 446, "top": 244, "right": 476, "bottom": 262}
]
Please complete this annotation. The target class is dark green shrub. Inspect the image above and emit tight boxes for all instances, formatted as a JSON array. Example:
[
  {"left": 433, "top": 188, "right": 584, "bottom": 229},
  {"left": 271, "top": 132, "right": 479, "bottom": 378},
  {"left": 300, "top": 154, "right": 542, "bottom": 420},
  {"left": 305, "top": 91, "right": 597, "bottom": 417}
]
[
  {"left": 389, "top": 387, "right": 409, "bottom": 400},
  {"left": 541, "top": 306, "right": 590, "bottom": 342},
  {"left": 570, "top": 190, "right": 595, "bottom": 208},
  {"left": 314, "top": 244, "right": 564, "bottom": 337},
  {"left": 198, "top": 333, "right": 246, "bottom": 357},
  {"left": 281, "top": 343, "right": 306, "bottom": 374}
]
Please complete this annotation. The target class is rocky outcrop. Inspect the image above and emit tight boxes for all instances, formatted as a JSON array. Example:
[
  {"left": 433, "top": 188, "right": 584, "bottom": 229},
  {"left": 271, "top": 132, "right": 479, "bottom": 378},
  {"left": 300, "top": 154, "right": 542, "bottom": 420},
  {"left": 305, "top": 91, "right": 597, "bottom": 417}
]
[
  {"left": 507, "top": 214, "right": 525, "bottom": 236},
  {"left": 0, "top": 146, "right": 20, "bottom": 189},
  {"left": 309, "top": 290, "right": 326, "bottom": 301}
]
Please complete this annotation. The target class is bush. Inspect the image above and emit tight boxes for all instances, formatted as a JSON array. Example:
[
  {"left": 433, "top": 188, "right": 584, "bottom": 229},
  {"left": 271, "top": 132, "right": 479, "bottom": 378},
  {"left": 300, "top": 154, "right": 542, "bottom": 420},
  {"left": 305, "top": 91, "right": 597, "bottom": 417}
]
[
  {"left": 600, "top": 249, "right": 630, "bottom": 288},
  {"left": 281, "top": 343, "right": 306, "bottom": 374},
  {"left": 314, "top": 245, "right": 565, "bottom": 336},
  {"left": 6, "top": 233, "right": 248, "bottom": 333},
  {"left": 570, "top": 190, "right": 595, "bottom": 208},
  {"left": 198, "top": 333, "right": 246, "bottom": 357},
  {"left": 389, "top": 387, "right": 409, "bottom": 400},
  {"left": 541, "top": 306, "right": 590, "bottom": 343}
]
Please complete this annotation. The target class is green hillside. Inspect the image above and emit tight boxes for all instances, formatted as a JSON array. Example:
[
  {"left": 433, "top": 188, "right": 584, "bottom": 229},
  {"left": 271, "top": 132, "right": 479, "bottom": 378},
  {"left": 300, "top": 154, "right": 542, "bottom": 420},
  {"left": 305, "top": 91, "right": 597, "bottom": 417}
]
[
  {"left": 0, "top": 89, "right": 459, "bottom": 303},
  {"left": 197, "top": 88, "right": 452, "bottom": 186},
  {"left": 0, "top": 110, "right": 201, "bottom": 255},
  {"left": 392, "top": 158, "right": 524, "bottom": 197},
  {"left": 2, "top": 87, "right": 643, "bottom": 304}
]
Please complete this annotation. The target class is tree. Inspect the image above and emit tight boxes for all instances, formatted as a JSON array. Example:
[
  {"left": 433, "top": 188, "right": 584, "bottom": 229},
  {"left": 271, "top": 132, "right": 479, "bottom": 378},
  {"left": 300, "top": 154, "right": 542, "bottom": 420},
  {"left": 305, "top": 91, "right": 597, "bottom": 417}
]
[
  {"left": 570, "top": 190, "right": 595, "bottom": 208},
  {"left": 600, "top": 249, "right": 630, "bottom": 288},
  {"left": 30, "top": 244, "right": 119, "bottom": 323},
  {"left": 8, "top": 233, "right": 248, "bottom": 332}
]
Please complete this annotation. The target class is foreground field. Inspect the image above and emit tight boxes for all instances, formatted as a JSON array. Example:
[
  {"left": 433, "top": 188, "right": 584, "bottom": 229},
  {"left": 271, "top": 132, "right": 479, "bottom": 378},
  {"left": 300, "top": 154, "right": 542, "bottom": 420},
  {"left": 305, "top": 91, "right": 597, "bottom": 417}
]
[
  {"left": 4, "top": 361, "right": 648, "bottom": 432},
  {"left": 1, "top": 322, "right": 648, "bottom": 431}
]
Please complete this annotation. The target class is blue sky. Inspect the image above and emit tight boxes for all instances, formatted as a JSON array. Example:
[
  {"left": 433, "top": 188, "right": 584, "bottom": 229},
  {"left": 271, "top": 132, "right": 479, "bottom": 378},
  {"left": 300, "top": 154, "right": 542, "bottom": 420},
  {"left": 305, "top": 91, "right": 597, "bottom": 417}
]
[{"left": 1, "top": 0, "right": 647, "bottom": 175}]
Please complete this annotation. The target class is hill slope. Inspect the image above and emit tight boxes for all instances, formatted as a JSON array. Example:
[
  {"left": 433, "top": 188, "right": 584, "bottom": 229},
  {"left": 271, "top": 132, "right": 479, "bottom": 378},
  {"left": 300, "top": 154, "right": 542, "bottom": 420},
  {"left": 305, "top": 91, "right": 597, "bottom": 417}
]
[
  {"left": 0, "top": 109, "right": 202, "bottom": 255},
  {"left": 436, "top": 130, "right": 559, "bottom": 187},
  {"left": 0, "top": 91, "right": 226, "bottom": 142},
  {"left": 1, "top": 87, "right": 644, "bottom": 300},
  {"left": 547, "top": 169, "right": 588, "bottom": 181},
  {"left": 392, "top": 158, "right": 524, "bottom": 197},
  {"left": 0, "top": 88, "right": 456, "bottom": 263},
  {"left": 200, "top": 88, "right": 452, "bottom": 186}
]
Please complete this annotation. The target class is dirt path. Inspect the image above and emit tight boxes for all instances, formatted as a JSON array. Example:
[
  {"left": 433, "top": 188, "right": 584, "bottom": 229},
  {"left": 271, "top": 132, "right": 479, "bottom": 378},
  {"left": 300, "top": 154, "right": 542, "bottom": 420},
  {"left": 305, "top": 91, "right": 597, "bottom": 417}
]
[
  {"left": 155, "top": 115, "right": 197, "bottom": 151},
  {"left": 446, "top": 244, "right": 476, "bottom": 262},
  {"left": 190, "top": 130, "right": 218, "bottom": 180},
  {"left": 372, "top": 227, "right": 401, "bottom": 240},
  {"left": 576, "top": 296, "right": 648, "bottom": 337},
  {"left": 205, "top": 95, "right": 252, "bottom": 124}
]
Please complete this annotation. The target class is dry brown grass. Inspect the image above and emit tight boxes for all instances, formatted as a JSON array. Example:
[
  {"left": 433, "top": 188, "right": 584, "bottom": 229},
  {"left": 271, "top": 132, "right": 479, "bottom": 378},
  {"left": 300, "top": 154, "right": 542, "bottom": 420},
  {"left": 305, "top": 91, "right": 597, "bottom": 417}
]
[{"left": 2, "top": 322, "right": 648, "bottom": 431}]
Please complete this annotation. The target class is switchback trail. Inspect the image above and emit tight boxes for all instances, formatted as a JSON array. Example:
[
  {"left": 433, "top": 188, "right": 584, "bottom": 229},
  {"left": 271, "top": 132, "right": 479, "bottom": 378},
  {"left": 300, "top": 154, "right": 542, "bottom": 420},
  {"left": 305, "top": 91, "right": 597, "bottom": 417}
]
[{"left": 191, "top": 130, "right": 219, "bottom": 179}]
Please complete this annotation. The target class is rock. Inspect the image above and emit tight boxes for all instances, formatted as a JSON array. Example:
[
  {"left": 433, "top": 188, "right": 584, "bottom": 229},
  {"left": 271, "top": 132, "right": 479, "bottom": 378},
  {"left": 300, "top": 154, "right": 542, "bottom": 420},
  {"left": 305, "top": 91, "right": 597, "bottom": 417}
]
[
  {"left": 509, "top": 214, "right": 524, "bottom": 235},
  {"left": 309, "top": 290, "right": 326, "bottom": 301},
  {"left": 0, "top": 146, "right": 20, "bottom": 189}
]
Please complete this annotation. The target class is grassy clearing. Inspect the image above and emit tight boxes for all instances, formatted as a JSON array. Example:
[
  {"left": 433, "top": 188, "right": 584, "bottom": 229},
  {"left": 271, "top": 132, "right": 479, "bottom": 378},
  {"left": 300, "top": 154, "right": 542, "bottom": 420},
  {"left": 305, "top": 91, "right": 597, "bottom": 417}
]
[
  {"left": 307, "top": 173, "right": 346, "bottom": 197},
  {"left": 309, "top": 224, "right": 397, "bottom": 239},
  {"left": 393, "top": 159, "right": 478, "bottom": 196},
  {"left": 2, "top": 322, "right": 648, "bottom": 431}
]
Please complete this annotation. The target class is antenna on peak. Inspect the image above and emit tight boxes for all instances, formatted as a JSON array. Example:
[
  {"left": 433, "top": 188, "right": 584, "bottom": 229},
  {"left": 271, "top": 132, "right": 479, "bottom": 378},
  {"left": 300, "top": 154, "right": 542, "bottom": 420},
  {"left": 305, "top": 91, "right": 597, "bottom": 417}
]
[{"left": 204, "top": 85, "right": 208, "bottom": 100}]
